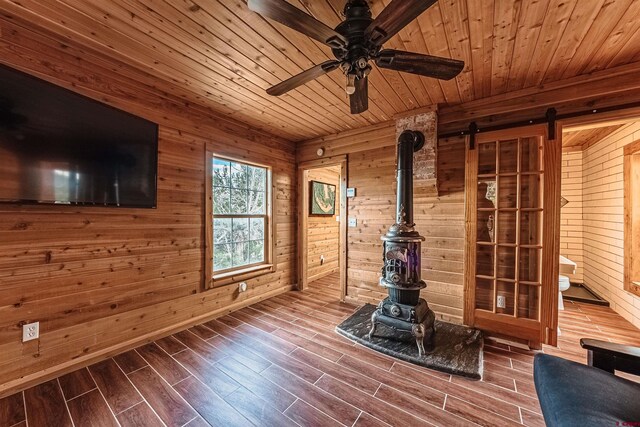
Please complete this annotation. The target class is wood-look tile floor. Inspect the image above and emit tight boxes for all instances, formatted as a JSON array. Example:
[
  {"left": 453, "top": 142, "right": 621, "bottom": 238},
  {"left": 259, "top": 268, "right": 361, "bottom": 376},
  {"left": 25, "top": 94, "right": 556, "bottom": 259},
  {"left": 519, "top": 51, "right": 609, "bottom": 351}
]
[{"left": 2, "top": 273, "right": 640, "bottom": 427}]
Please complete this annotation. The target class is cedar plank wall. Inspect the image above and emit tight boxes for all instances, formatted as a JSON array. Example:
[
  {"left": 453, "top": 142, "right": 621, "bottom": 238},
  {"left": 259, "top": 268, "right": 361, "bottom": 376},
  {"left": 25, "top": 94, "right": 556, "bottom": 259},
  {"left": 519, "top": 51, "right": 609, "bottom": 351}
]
[
  {"left": 581, "top": 122, "right": 640, "bottom": 327},
  {"left": 306, "top": 166, "right": 341, "bottom": 282},
  {"left": 560, "top": 151, "right": 584, "bottom": 283},
  {"left": 0, "top": 19, "right": 296, "bottom": 393},
  {"left": 298, "top": 125, "right": 466, "bottom": 323}
]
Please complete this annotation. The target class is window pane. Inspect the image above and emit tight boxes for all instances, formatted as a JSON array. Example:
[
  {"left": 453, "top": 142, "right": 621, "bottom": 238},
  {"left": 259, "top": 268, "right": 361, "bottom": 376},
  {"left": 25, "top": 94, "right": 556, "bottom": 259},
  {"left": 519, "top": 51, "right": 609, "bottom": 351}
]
[
  {"left": 519, "top": 248, "right": 541, "bottom": 283},
  {"left": 232, "top": 242, "right": 249, "bottom": 266},
  {"left": 249, "top": 240, "right": 265, "bottom": 263},
  {"left": 213, "top": 186, "right": 230, "bottom": 214},
  {"left": 248, "top": 190, "right": 265, "bottom": 214},
  {"left": 496, "top": 246, "right": 516, "bottom": 280},
  {"left": 230, "top": 188, "right": 248, "bottom": 214},
  {"left": 520, "top": 137, "right": 542, "bottom": 173},
  {"left": 231, "top": 162, "right": 248, "bottom": 189},
  {"left": 211, "top": 158, "right": 269, "bottom": 273},
  {"left": 498, "top": 176, "right": 517, "bottom": 209},
  {"left": 250, "top": 218, "right": 265, "bottom": 241},
  {"left": 477, "top": 211, "right": 495, "bottom": 243},
  {"left": 478, "top": 142, "right": 496, "bottom": 175},
  {"left": 521, "top": 174, "right": 542, "bottom": 208},
  {"left": 213, "top": 244, "right": 232, "bottom": 271},
  {"left": 213, "top": 218, "right": 232, "bottom": 245},
  {"left": 475, "top": 277, "right": 494, "bottom": 311},
  {"left": 232, "top": 218, "right": 249, "bottom": 242},
  {"left": 496, "top": 281, "right": 515, "bottom": 316},
  {"left": 520, "top": 211, "right": 542, "bottom": 245},
  {"left": 212, "top": 159, "right": 230, "bottom": 187},
  {"left": 518, "top": 284, "right": 540, "bottom": 319},
  {"left": 248, "top": 165, "right": 266, "bottom": 191},
  {"left": 476, "top": 244, "right": 494, "bottom": 277},
  {"left": 497, "top": 211, "right": 516, "bottom": 244},
  {"left": 498, "top": 139, "right": 518, "bottom": 174}
]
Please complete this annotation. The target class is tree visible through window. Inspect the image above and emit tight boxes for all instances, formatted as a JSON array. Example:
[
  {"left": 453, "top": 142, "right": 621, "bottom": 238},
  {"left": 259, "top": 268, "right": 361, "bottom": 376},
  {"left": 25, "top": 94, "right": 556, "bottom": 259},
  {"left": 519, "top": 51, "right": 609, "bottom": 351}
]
[{"left": 212, "top": 158, "right": 268, "bottom": 272}]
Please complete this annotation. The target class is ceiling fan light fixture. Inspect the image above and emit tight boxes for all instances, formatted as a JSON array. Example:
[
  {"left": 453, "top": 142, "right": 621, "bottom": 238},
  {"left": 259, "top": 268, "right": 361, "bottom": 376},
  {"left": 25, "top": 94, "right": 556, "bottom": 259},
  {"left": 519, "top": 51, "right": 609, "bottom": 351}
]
[{"left": 346, "top": 74, "right": 357, "bottom": 95}]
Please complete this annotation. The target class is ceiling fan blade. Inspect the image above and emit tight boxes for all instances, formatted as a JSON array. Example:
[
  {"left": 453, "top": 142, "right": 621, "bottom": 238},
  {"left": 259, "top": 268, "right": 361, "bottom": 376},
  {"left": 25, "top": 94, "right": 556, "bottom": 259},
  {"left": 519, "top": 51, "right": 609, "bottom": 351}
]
[
  {"left": 349, "top": 76, "right": 368, "bottom": 114},
  {"left": 365, "top": 0, "right": 437, "bottom": 47},
  {"left": 376, "top": 49, "right": 464, "bottom": 80},
  {"left": 267, "top": 60, "right": 341, "bottom": 96},
  {"left": 248, "top": 0, "right": 347, "bottom": 50}
]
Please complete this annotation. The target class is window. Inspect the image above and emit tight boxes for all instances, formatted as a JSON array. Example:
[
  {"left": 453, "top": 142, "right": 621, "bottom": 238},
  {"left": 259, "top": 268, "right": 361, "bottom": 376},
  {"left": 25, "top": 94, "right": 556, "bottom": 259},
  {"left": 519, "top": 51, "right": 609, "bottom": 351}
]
[
  {"left": 624, "top": 140, "right": 640, "bottom": 296},
  {"left": 206, "top": 155, "right": 273, "bottom": 287}
]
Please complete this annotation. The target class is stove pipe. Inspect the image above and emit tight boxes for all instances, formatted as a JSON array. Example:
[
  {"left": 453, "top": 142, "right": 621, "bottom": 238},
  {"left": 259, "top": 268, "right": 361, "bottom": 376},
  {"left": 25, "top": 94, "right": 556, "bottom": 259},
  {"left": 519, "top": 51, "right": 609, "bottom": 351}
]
[{"left": 380, "top": 130, "right": 426, "bottom": 306}]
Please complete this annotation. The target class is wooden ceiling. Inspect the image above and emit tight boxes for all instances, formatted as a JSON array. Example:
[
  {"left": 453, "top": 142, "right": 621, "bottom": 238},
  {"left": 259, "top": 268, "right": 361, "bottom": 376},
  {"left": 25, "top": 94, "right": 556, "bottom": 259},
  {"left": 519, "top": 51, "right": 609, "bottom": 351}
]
[
  {"left": 2, "top": 0, "right": 640, "bottom": 141},
  {"left": 562, "top": 124, "right": 626, "bottom": 151}
]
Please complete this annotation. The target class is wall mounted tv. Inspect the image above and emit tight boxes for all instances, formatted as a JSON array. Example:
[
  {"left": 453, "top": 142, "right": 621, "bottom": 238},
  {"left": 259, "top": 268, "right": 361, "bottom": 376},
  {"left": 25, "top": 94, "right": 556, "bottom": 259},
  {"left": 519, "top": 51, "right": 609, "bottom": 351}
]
[{"left": 0, "top": 64, "right": 158, "bottom": 208}]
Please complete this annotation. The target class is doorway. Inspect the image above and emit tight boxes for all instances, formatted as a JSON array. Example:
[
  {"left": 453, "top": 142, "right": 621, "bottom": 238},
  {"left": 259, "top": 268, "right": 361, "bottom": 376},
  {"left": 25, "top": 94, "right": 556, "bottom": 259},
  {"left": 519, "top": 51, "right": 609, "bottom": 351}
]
[
  {"left": 559, "top": 115, "right": 640, "bottom": 323},
  {"left": 297, "top": 157, "right": 347, "bottom": 300}
]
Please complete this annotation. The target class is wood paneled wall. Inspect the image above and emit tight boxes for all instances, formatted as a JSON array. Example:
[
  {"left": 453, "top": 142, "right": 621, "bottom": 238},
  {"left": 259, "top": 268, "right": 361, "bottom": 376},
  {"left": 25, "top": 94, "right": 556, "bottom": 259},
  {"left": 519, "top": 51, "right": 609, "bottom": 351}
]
[
  {"left": 560, "top": 151, "right": 584, "bottom": 283},
  {"left": 298, "top": 126, "right": 466, "bottom": 324},
  {"left": 0, "top": 17, "right": 296, "bottom": 395},
  {"left": 306, "top": 166, "right": 340, "bottom": 282},
  {"left": 580, "top": 122, "right": 640, "bottom": 328}
]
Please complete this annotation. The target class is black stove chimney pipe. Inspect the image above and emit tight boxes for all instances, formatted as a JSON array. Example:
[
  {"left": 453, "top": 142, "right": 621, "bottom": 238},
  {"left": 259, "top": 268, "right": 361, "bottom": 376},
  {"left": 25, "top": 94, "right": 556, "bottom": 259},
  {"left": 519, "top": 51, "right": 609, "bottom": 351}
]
[{"left": 395, "top": 130, "right": 425, "bottom": 229}]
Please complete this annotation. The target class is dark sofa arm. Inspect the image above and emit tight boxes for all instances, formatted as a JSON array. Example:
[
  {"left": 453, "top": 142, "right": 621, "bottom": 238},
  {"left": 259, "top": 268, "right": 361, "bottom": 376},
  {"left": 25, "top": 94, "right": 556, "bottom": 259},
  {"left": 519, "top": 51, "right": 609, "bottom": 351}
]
[{"left": 580, "top": 338, "right": 640, "bottom": 376}]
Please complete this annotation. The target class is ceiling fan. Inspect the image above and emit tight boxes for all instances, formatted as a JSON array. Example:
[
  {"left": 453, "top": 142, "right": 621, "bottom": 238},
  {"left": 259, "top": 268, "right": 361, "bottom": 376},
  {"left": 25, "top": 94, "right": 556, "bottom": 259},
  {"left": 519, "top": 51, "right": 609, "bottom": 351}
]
[{"left": 247, "top": 0, "right": 464, "bottom": 114}]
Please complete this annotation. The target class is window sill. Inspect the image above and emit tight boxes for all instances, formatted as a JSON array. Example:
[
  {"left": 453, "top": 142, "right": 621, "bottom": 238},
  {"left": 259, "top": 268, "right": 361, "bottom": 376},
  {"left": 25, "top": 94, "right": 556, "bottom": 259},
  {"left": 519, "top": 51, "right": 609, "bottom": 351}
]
[{"left": 211, "top": 264, "right": 274, "bottom": 288}]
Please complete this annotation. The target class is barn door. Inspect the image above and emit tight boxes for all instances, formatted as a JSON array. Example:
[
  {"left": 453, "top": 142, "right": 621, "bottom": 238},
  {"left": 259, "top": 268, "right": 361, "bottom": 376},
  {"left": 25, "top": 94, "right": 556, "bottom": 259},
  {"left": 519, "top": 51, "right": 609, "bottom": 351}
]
[{"left": 464, "top": 124, "right": 560, "bottom": 346}]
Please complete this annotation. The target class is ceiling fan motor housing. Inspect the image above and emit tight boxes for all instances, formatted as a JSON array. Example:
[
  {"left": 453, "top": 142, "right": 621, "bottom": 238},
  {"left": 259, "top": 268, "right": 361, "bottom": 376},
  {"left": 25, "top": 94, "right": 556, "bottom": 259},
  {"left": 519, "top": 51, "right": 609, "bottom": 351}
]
[{"left": 332, "top": 0, "right": 377, "bottom": 78}]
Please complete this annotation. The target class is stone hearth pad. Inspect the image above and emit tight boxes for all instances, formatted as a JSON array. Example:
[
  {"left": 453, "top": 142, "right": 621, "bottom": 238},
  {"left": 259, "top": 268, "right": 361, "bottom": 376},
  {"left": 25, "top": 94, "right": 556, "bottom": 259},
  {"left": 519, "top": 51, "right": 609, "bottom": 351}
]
[{"left": 336, "top": 304, "right": 483, "bottom": 379}]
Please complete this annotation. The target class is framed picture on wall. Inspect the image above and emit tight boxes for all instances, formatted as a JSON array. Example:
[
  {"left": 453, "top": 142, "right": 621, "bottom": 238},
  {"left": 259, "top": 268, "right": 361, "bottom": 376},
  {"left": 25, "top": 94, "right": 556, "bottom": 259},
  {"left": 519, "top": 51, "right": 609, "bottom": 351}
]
[{"left": 309, "top": 180, "right": 336, "bottom": 216}]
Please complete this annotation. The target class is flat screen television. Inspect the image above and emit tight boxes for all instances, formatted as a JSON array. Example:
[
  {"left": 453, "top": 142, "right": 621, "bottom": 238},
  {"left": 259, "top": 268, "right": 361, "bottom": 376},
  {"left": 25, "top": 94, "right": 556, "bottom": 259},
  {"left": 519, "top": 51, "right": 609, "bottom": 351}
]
[{"left": 0, "top": 64, "right": 158, "bottom": 208}]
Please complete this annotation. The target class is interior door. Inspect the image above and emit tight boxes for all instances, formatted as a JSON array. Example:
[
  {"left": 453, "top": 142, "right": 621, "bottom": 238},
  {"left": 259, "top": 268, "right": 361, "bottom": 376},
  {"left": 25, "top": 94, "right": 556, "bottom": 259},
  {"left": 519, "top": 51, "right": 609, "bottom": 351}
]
[{"left": 465, "top": 124, "right": 560, "bottom": 346}]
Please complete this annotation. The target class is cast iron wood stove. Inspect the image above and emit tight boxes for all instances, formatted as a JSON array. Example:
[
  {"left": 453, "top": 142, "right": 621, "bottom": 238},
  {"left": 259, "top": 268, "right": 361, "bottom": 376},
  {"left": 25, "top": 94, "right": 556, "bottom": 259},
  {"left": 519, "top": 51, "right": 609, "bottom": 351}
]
[{"left": 368, "top": 130, "right": 436, "bottom": 356}]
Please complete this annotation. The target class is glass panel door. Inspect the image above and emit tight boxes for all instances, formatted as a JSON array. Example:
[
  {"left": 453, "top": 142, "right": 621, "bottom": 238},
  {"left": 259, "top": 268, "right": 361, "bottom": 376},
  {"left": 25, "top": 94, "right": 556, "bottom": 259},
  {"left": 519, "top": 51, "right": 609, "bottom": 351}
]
[
  {"left": 466, "top": 124, "right": 558, "bottom": 345},
  {"left": 474, "top": 136, "right": 543, "bottom": 320}
]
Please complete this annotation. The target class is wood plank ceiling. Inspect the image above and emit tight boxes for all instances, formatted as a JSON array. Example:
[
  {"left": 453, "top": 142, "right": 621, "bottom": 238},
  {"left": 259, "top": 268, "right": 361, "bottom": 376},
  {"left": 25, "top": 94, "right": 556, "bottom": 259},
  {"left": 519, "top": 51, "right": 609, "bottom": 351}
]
[
  {"left": 562, "top": 124, "right": 626, "bottom": 151},
  {"left": 2, "top": 0, "right": 640, "bottom": 141}
]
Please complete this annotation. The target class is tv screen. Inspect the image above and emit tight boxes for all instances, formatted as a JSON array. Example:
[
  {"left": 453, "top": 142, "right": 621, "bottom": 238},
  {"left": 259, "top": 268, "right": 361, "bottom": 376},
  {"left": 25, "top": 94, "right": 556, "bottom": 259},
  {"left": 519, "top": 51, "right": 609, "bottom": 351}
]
[{"left": 0, "top": 64, "right": 158, "bottom": 208}]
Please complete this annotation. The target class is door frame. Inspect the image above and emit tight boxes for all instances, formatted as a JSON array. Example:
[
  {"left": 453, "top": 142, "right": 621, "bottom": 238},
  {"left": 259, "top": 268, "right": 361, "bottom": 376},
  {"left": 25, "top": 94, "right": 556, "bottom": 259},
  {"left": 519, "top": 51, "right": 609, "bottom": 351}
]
[
  {"left": 463, "top": 124, "right": 562, "bottom": 347},
  {"left": 297, "top": 155, "right": 348, "bottom": 300}
]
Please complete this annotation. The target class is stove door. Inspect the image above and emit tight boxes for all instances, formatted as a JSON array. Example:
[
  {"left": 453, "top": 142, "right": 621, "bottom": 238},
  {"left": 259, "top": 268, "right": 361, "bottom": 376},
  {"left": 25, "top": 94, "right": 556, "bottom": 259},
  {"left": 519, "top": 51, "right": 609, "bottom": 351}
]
[{"left": 464, "top": 124, "right": 560, "bottom": 347}]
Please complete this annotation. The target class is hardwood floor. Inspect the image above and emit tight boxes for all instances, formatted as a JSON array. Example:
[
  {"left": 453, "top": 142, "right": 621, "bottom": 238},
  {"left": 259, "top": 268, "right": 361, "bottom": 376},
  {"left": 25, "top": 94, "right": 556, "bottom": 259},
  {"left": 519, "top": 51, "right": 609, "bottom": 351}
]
[{"left": 1, "top": 273, "right": 639, "bottom": 427}]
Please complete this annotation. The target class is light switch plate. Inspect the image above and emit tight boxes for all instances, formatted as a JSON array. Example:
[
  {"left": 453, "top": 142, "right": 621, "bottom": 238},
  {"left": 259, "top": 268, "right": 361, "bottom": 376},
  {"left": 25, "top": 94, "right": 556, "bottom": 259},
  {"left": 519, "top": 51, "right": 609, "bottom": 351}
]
[
  {"left": 348, "top": 217, "right": 357, "bottom": 227},
  {"left": 346, "top": 188, "right": 356, "bottom": 198}
]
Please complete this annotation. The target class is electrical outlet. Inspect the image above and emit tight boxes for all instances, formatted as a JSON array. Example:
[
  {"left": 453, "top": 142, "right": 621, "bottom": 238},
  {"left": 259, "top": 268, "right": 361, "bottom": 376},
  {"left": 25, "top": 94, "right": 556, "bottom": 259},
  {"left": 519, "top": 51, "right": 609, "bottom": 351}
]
[
  {"left": 348, "top": 217, "right": 357, "bottom": 227},
  {"left": 497, "top": 295, "right": 506, "bottom": 309},
  {"left": 22, "top": 322, "right": 39, "bottom": 342}
]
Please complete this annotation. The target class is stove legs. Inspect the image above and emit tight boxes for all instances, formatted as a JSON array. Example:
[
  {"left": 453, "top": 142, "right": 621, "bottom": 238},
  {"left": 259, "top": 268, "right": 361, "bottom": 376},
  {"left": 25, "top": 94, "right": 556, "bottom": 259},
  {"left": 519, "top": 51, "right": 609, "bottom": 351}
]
[
  {"left": 368, "top": 309, "right": 379, "bottom": 339},
  {"left": 368, "top": 301, "right": 436, "bottom": 357},
  {"left": 412, "top": 321, "right": 435, "bottom": 357},
  {"left": 412, "top": 323, "right": 426, "bottom": 357}
]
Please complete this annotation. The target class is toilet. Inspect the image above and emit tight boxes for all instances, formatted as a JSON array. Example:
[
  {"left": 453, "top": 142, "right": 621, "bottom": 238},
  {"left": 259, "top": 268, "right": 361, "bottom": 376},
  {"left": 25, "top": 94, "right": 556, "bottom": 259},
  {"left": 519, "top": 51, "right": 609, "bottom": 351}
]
[{"left": 558, "top": 275, "right": 571, "bottom": 310}]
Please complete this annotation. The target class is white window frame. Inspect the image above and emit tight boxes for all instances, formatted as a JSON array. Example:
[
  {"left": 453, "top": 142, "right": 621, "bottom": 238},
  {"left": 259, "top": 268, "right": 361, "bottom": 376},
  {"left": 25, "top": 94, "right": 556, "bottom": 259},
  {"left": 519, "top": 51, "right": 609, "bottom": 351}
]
[{"left": 205, "top": 152, "right": 274, "bottom": 289}]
